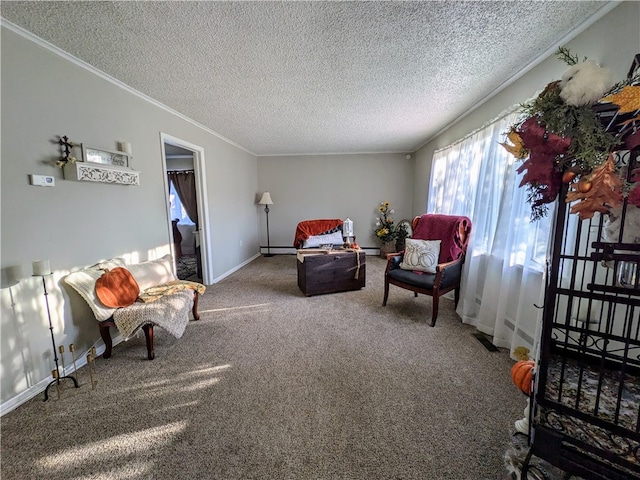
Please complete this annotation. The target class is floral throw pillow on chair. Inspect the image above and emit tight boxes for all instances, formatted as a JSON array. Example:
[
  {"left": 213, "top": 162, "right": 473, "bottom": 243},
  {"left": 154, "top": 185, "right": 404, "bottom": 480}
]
[{"left": 399, "top": 239, "right": 441, "bottom": 273}]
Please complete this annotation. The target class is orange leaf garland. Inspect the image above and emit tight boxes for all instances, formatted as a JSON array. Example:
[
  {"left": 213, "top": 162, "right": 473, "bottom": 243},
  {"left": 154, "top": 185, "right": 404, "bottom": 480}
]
[
  {"left": 621, "top": 114, "right": 640, "bottom": 126},
  {"left": 565, "top": 154, "right": 624, "bottom": 219},
  {"left": 500, "top": 129, "right": 528, "bottom": 159},
  {"left": 600, "top": 85, "right": 640, "bottom": 114}
]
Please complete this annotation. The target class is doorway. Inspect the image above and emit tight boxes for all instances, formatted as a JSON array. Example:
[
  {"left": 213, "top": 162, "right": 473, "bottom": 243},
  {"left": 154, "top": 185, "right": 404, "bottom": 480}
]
[{"left": 160, "top": 134, "right": 213, "bottom": 285}]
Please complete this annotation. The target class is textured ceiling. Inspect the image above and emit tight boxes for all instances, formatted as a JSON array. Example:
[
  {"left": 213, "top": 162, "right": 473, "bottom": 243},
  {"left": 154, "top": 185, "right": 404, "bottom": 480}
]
[{"left": 1, "top": 1, "right": 612, "bottom": 156}]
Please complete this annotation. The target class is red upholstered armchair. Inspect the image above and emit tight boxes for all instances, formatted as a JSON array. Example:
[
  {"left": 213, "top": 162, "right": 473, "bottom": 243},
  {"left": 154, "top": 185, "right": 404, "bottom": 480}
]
[{"left": 383, "top": 214, "right": 472, "bottom": 326}]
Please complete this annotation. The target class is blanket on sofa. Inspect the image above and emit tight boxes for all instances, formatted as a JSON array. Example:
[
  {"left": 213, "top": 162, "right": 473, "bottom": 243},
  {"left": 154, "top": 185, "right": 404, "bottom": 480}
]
[
  {"left": 138, "top": 280, "right": 206, "bottom": 303},
  {"left": 293, "top": 219, "right": 343, "bottom": 248},
  {"left": 113, "top": 289, "right": 194, "bottom": 339}
]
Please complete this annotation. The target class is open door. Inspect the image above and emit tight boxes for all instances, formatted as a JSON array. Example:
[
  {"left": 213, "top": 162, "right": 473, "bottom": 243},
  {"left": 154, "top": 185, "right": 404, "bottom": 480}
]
[{"left": 160, "top": 133, "right": 213, "bottom": 285}]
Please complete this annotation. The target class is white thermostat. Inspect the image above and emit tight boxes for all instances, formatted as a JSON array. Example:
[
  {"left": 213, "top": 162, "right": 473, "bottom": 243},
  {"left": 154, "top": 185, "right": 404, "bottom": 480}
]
[{"left": 30, "top": 174, "right": 56, "bottom": 187}]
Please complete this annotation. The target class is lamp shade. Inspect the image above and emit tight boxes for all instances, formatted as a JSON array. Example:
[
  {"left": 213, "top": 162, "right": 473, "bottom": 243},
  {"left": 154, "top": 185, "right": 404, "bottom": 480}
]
[
  {"left": 1, "top": 265, "right": 23, "bottom": 288},
  {"left": 259, "top": 192, "right": 274, "bottom": 205}
]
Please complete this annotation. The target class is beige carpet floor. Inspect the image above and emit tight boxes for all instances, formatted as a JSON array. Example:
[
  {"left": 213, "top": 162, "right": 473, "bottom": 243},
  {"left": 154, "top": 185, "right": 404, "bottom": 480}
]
[{"left": 1, "top": 254, "right": 528, "bottom": 480}]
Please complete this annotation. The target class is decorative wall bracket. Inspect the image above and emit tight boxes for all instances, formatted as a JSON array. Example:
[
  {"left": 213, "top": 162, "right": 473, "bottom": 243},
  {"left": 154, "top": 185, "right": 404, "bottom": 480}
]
[
  {"left": 57, "top": 135, "right": 140, "bottom": 185},
  {"left": 65, "top": 162, "right": 140, "bottom": 185},
  {"left": 56, "top": 135, "right": 78, "bottom": 168}
]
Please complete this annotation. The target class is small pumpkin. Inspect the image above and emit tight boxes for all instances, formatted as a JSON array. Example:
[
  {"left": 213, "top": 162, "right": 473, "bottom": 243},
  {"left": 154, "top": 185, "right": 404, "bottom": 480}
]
[
  {"left": 511, "top": 360, "right": 535, "bottom": 395},
  {"left": 95, "top": 267, "right": 140, "bottom": 308}
]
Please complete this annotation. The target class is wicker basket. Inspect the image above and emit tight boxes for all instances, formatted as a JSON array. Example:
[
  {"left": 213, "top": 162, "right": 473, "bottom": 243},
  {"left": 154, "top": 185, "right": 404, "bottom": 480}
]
[{"left": 379, "top": 241, "right": 396, "bottom": 258}]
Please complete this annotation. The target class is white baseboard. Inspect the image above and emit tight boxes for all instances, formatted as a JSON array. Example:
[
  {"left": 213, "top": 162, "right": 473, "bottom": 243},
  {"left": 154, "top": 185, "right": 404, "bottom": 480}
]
[
  {"left": 212, "top": 253, "right": 261, "bottom": 284},
  {"left": 0, "top": 341, "right": 113, "bottom": 416}
]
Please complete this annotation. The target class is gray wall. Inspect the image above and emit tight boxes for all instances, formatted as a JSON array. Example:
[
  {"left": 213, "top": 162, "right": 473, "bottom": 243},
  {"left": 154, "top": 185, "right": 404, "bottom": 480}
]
[
  {"left": 0, "top": 26, "right": 259, "bottom": 408},
  {"left": 257, "top": 153, "right": 415, "bottom": 251},
  {"left": 413, "top": 2, "right": 640, "bottom": 213}
]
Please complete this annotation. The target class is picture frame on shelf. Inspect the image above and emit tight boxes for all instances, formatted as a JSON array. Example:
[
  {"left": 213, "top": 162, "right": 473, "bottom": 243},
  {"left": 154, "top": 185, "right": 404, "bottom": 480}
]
[{"left": 82, "top": 144, "right": 130, "bottom": 168}]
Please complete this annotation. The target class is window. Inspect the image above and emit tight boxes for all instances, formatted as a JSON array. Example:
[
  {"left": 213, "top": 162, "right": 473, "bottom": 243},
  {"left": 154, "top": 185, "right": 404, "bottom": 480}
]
[
  {"left": 428, "top": 111, "right": 553, "bottom": 271},
  {"left": 169, "top": 181, "right": 194, "bottom": 225},
  {"left": 428, "top": 108, "right": 557, "bottom": 356}
]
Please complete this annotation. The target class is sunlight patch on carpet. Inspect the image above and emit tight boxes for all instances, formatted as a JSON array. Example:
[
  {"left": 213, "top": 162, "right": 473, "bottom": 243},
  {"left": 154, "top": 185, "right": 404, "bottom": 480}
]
[
  {"left": 199, "top": 303, "right": 272, "bottom": 313},
  {"left": 186, "top": 364, "right": 232, "bottom": 376},
  {"left": 181, "top": 377, "right": 221, "bottom": 392},
  {"left": 36, "top": 421, "right": 187, "bottom": 471}
]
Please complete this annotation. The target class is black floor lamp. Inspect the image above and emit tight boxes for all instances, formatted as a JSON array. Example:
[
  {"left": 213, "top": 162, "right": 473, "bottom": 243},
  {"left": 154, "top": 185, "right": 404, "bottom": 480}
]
[{"left": 258, "top": 192, "right": 274, "bottom": 257}]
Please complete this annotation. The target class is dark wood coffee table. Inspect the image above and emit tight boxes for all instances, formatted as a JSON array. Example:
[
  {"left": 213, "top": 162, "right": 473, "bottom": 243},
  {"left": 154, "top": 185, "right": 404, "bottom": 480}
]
[{"left": 296, "top": 250, "right": 366, "bottom": 296}]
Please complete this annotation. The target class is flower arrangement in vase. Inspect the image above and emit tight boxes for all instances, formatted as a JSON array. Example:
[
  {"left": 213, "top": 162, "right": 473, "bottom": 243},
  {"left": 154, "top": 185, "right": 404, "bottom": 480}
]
[{"left": 374, "top": 201, "right": 397, "bottom": 256}]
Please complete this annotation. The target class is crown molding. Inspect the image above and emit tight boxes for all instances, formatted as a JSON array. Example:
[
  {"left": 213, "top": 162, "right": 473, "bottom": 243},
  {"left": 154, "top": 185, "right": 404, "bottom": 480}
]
[{"left": 0, "top": 18, "right": 256, "bottom": 157}]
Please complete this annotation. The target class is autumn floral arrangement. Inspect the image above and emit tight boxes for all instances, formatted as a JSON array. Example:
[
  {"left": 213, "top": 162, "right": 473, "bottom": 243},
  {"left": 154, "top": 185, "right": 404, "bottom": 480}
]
[
  {"left": 502, "top": 48, "right": 640, "bottom": 220},
  {"left": 374, "top": 201, "right": 396, "bottom": 243}
]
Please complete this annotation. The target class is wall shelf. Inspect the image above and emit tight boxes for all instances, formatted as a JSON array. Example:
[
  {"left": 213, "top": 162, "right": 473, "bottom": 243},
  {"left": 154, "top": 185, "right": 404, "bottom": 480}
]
[{"left": 65, "top": 162, "right": 140, "bottom": 185}]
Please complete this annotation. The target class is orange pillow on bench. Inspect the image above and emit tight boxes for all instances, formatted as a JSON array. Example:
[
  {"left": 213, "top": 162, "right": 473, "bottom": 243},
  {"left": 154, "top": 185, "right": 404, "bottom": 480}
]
[{"left": 95, "top": 267, "right": 140, "bottom": 308}]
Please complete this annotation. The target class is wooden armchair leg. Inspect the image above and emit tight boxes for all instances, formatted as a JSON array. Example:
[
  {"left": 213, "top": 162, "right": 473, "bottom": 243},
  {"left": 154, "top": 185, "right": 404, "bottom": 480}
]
[
  {"left": 430, "top": 296, "right": 439, "bottom": 327},
  {"left": 382, "top": 280, "right": 390, "bottom": 306},
  {"left": 142, "top": 324, "right": 155, "bottom": 360},
  {"left": 192, "top": 292, "right": 200, "bottom": 320},
  {"left": 99, "top": 322, "right": 113, "bottom": 359}
]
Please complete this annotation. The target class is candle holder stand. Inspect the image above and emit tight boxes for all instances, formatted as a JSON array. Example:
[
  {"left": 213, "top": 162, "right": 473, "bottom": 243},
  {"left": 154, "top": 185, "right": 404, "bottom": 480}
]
[{"left": 37, "top": 274, "right": 79, "bottom": 401}]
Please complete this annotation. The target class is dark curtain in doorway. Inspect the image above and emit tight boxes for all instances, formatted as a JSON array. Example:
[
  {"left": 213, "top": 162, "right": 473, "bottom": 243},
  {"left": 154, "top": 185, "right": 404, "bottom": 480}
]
[{"left": 168, "top": 170, "right": 198, "bottom": 228}]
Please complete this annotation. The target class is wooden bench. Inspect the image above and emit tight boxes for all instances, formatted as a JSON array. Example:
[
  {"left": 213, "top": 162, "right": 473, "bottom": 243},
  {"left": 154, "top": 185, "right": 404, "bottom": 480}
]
[
  {"left": 99, "top": 289, "right": 200, "bottom": 360},
  {"left": 64, "top": 254, "right": 205, "bottom": 360}
]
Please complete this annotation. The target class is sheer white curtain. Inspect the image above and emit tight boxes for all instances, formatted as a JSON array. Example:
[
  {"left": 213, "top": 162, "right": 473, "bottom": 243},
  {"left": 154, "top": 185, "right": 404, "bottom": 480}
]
[{"left": 428, "top": 110, "right": 554, "bottom": 357}]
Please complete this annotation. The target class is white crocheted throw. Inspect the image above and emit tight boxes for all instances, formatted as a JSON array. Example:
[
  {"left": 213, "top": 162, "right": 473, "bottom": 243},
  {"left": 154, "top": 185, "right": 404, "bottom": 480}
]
[{"left": 113, "top": 289, "right": 194, "bottom": 339}]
